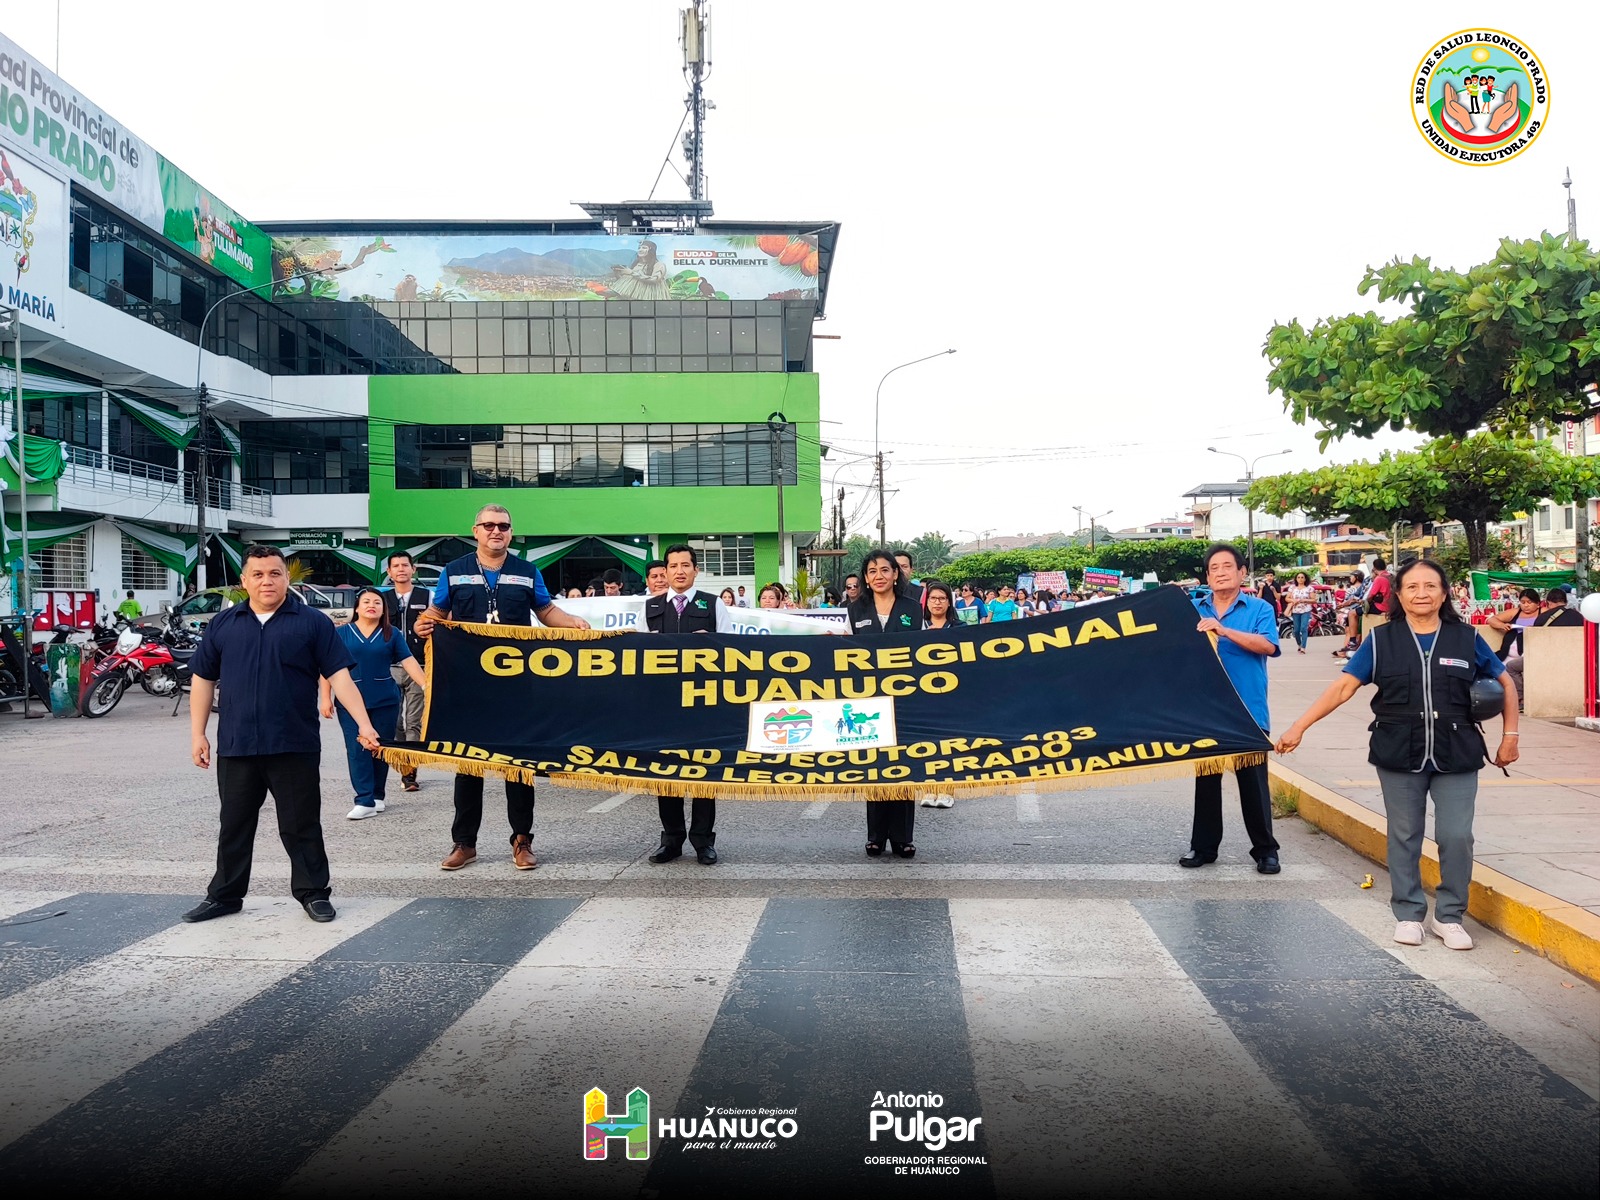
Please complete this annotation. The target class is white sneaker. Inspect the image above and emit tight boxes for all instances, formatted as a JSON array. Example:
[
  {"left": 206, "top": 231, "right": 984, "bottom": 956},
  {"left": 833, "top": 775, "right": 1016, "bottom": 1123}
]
[
  {"left": 1393, "top": 920, "right": 1424, "bottom": 946},
  {"left": 373, "top": 799, "right": 386, "bottom": 812},
  {"left": 1425, "top": 915, "right": 1473, "bottom": 950},
  {"left": 346, "top": 805, "right": 379, "bottom": 820}
]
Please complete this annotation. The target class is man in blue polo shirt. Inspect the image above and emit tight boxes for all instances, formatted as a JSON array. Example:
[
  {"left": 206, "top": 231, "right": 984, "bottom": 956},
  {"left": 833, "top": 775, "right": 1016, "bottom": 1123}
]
[
  {"left": 185, "top": 545, "right": 382, "bottom": 924},
  {"left": 1182, "top": 543, "right": 1282, "bottom": 874}
]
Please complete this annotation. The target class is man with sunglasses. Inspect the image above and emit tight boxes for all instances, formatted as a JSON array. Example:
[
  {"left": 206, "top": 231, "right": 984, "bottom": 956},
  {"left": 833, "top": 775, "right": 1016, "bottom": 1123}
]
[{"left": 413, "top": 504, "right": 589, "bottom": 872}]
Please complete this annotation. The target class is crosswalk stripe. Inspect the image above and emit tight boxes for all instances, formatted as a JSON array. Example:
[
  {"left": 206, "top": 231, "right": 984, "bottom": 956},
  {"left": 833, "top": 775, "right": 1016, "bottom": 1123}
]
[
  {"left": 0, "top": 898, "right": 583, "bottom": 1194},
  {"left": 586, "top": 791, "right": 639, "bottom": 814},
  {"left": 948, "top": 899, "right": 1352, "bottom": 1195},
  {"left": 285, "top": 897, "right": 767, "bottom": 1195},
  {"left": 0, "top": 893, "right": 193, "bottom": 1003},
  {"left": 1137, "top": 899, "right": 1600, "bottom": 1196},
  {"left": 0, "top": 896, "right": 409, "bottom": 1151},
  {"left": 0, "top": 890, "right": 75, "bottom": 921},
  {"left": 799, "top": 799, "right": 833, "bottom": 819},
  {"left": 1015, "top": 793, "right": 1041, "bottom": 823}
]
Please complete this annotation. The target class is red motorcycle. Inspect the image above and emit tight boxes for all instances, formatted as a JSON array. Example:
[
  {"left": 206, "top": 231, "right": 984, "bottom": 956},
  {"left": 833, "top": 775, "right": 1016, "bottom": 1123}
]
[{"left": 82, "top": 627, "right": 181, "bottom": 718}]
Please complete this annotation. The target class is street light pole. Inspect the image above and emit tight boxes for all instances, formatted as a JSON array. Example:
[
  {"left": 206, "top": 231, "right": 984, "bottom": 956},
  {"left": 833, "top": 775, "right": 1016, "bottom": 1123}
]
[
  {"left": 875, "top": 349, "right": 955, "bottom": 545},
  {"left": 7, "top": 306, "right": 38, "bottom": 718},
  {"left": 1087, "top": 509, "right": 1113, "bottom": 554},
  {"left": 768, "top": 411, "right": 788, "bottom": 586},
  {"left": 192, "top": 271, "right": 317, "bottom": 591},
  {"left": 1208, "top": 446, "right": 1293, "bottom": 582}
]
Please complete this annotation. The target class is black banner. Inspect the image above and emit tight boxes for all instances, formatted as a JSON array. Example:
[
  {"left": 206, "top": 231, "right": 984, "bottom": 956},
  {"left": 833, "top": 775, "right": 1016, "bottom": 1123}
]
[{"left": 382, "top": 585, "right": 1272, "bottom": 798}]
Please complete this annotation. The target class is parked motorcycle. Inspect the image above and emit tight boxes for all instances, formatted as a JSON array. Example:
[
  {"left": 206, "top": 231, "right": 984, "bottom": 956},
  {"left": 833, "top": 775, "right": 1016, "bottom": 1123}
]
[{"left": 82, "top": 627, "right": 182, "bottom": 718}]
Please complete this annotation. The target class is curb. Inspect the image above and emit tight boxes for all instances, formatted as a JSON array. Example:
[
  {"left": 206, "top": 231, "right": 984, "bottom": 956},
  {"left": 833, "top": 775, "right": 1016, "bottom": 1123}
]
[{"left": 1269, "top": 762, "right": 1600, "bottom": 985}]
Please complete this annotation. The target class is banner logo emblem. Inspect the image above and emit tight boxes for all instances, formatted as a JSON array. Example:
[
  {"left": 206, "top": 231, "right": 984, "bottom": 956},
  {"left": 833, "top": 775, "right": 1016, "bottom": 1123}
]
[
  {"left": 762, "top": 706, "right": 813, "bottom": 746},
  {"left": 583, "top": 1086, "right": 650, "bottom": 1160},
  {"left": 1411, "top": 29, "right": 1548, "bottom": 164},
  {"left": 0, "top": 152, "right": 38, "bottom": 280}
]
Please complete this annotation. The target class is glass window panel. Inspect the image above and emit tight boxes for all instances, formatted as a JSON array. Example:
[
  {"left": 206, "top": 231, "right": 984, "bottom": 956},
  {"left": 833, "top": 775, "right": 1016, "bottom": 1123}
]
[
  {"left": 709, "top": 356, "right": 732, "bottom": 372},
  {"left": 607, "top": 301, "right": 631, "bottom": 316},
  {"left": 451, "top": 318, "right": 478, "bottom": 357},
  {"left": 757, "top": 300, "right": 783, "bottom": 316},
  {"left": 528, "top": 302, "right": 553, "bottom": 316},
  {"left": 655, "top": 317, "right": 681, "bottom": 354},
  {"left": 682, "top": 356, "right": 707, "bottom": 372},
  {"left": 757, "top": 356, "right": 784, "bottom": 372},
  {"left": 503, "top": 319, "right": 529, "bottom": 355},
  {"left": 756, "top": 316, "right": 783, "bottom": 356},
  {"left": 631, "top": 357, "right": 654, "bottom": 372},
  {"left": 707, "top": 300, "right": 731, "bottom": 317},
  {"left": 479, "top": 358, "right": 504, "bottom": 373},
  {"left": 580, "top": 317, "right": 606, "bottom": 355},
  {"left": 606, "top": 318, "right": 631, "bottom": 355},
  {"left": 580, "top": 356, "right": 606, "bottom": 373},
  {"left": 477, "top": 302, "right": 502, "bottom": 317},
  {"left": 453, "top": 358, "right": 478, "bottom": 373},
  {"left": 526, "top": 357, "right": 551, "bottom": 372},
  {"left": 478, "top": 318, "right": 503, "bottom": 355},
  {"left": 732, "top": 318, "right": 756, "bottom": 355},
  {"left": 631, "top": 318, "right": 655, "bottom": 353},
  {"left": 732, "top": 300, "right": 757, "bottom": 317},
  {"left": 680, "top": 300, "right": 706, "bottom": 315},
  {"left": 707, "top": 319, "right": 730, "bottom": 355},
  {"left": 681, "top": 316, "right": 707, "bottom": 355},
  {"left": 527, "top": 320, "right": 550, "bottom": 355},
  {"left": 426, "top": 320, "right": 451, "bottom": 355},
  {"left": 656, "top": 356, "right": 682, "bottom": 372},
  {"left": 733, "top": 356, "right": 757, "bottom": 372},
  {"left": 550, "top": 317, "right": 573, "bottom": 356},
  {"left": 503, "top": 302, "right": 526, "bottom": 317}
]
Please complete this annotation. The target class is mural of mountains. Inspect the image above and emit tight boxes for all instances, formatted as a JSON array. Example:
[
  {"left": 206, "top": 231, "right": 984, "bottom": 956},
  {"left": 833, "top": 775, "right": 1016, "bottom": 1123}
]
[{"left": 445, "top": 246, "right": 637, "bottom": 276}]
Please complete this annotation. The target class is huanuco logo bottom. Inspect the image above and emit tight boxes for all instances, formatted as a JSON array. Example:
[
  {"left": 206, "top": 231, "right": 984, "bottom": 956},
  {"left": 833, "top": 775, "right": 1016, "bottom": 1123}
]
[{"left": 584, "top": 1087, "right": 650, "bottom": 1160}]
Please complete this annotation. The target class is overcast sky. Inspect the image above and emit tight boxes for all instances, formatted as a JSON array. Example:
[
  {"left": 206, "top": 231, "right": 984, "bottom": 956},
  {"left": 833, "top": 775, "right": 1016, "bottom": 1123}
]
[{"left": 11, "top": 2, "right": 1599, "bottom": 543}]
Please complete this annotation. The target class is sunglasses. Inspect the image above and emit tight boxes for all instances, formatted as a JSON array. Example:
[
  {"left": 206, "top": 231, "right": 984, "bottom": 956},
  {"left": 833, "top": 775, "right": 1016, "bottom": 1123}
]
[{"left": 476, "top": 521, "right": 512, "bottom": 532}]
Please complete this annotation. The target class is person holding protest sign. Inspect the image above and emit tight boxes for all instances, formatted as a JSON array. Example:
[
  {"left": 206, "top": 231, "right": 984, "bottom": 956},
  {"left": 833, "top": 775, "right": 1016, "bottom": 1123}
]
[
  {"left": 1183, "top": 543, "right": 1282, "bottom": 874},
  {"left": 1275, "top": 559, "right": 1517, "bottom": 950},
  {"left": 848, "top": 549, "right": 925, "bottom": 857},
  {"left": 644, "top": 544, "right": 734, "bottom": 865},
  {"left": 411, "top": 504, "right": 590, "bottom": 873}
]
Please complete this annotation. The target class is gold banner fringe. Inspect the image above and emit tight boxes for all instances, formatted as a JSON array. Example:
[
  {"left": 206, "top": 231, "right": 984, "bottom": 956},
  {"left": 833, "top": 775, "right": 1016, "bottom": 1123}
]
[
  {"left": 374, "top": 747, "right": 1267, "bottom": 801},
  {"left": 440, "top": 619, "right": 625, "bottom": 641}
]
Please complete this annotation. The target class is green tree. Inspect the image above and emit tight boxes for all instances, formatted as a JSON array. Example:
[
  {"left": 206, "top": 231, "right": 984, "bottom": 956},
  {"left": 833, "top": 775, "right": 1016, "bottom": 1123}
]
[
  {"left": 1246, "top": 433, "right": 1600, "bottom": 571},
  {"left": 1263, "top": 234, "right": 1600, "bottom": 444},
  {"left": 1434, "top": 529, "right": 1520, "bottom": 582},
  {"left": 1094, "top": 537, "right": 1316, "bottom": 581},
  {"left": 908, "top": 531, "right": 956, "bottom": 572}
]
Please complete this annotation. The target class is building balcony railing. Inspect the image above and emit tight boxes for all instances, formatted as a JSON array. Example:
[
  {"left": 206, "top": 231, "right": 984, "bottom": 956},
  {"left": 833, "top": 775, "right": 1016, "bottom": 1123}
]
[{"left": 61, "top": 446, "right": 272, "bottom": 519}]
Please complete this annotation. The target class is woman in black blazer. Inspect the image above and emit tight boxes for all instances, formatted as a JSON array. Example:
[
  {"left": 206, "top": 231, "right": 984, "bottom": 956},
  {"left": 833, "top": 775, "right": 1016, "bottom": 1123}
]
[{"left": 846, "top": 549, "right": 924, "bottom": 858}]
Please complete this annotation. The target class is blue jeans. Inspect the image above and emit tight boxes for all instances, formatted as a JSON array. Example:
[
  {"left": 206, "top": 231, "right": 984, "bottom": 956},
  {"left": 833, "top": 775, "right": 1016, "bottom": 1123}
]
[
  {"left": 338, "top": 701, "right": 397, "bottom": 808},
  {"left": 1292, "top": 610, "right": 1311, "bottom": 649}
]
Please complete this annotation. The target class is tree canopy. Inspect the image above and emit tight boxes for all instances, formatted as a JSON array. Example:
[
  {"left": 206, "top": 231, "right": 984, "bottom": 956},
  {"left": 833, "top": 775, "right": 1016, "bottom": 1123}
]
[
  {"left": 1245, "top": 433, "right": 1600, "bottom": 569},
  {"left": 930, "top": 537, "right": 1318, "bottom": 588},
  {"left": 1263, "top": 234, "right": 1600, "bottom": 445}
]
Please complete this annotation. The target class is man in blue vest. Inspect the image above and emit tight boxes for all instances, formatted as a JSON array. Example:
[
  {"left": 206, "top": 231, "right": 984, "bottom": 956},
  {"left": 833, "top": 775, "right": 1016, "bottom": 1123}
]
[{"left": 412, "top": 504, "right": 590, "bottom": 872}]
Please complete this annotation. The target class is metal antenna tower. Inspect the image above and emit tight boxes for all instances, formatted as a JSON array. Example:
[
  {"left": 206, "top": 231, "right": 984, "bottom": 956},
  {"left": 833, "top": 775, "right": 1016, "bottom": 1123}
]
[{"left": 679, "top": 3, "right": 711, "bottom": 200}]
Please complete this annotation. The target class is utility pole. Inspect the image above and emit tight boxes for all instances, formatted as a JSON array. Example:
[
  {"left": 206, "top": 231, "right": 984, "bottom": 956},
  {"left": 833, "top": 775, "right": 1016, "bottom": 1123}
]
[
  {"left": 769, "top": 411, "right": 787, "bottom": 585},
  {"left": 680, "top": 3, "right": 710, "bottom": 201},
  {"left": 876, "top": 451, "right": 886, "bottom": 547},
  {"left": 10, "top": 306, "right": 37, "bottom": 718},
  {"left": 195, "top": 384, "right": 208, "bottom": 592},
  {"left": 1568, "top": 169, "right": 1590, "bottom": 595},
  {"left": 1209, "top": 447, "right": 1292, "bottom": 583}
]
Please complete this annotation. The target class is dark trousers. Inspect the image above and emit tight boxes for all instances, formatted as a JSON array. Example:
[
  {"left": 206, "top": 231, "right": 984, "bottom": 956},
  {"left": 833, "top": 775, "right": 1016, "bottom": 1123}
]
[
  {"left": 209, "top": 752, "right": 330, "bottom": 904},
  {"left": 338, "top": 701, "right": 396, "bottom": 807},
  {"left": 866, "top": 800, "right": 915, "bottom": 849},
  {"left": 451, "top": 773, "right": 535, "bottom": 848},
  {"left": 1190, "top": 758, "right": 1279, "bottom": 860},
  {"left": 659, "top": 796, "right": 716, "bottom": 850}
]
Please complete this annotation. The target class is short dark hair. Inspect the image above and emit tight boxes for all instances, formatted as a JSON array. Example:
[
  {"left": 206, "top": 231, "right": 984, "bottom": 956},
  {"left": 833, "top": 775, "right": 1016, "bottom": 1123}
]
[
  {"left": 845, "top": 573, "right": 860, "bottom": 585},
  {"left": 1520, "top": 587, "right": 1542, "bottom": 603},
  {"left": 1545, "top": 588, "right": 1567, "bottom": 605},
  {"left": 664, "top": 543, "right": 697, "bottom": 566},
  {"left": 1372, "top": 557, "right": 1387, "bottom": 571},
  {"left": 243, "top": 544, "right": 286, "bottom": 567},
  {"left": 895, "top": 550, "right": 914, "bottom": 567},
  {"left": 644, "top": 559, "right": 666, "bottom": 574},
  {"left": 601, "top": 569, "right": 623, "bottom": 585},
  {"left": 1201, "top": 542, "right": 1244, "bottom": 574},
  {"left": 386, "top": 549, "right": 413, "bottom": 566}
]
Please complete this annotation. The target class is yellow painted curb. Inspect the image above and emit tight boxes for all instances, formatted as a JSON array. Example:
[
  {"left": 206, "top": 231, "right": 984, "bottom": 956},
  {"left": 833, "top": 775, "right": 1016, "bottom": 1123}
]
[{"left": 1269, "top": 762, "right": 1600, "bottom": 985}]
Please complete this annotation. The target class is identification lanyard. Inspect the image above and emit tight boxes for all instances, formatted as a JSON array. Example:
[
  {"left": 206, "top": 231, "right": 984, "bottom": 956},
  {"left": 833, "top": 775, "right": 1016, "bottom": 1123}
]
[{"left": 477, "top": 556, "right": 502, "bottom": 624}]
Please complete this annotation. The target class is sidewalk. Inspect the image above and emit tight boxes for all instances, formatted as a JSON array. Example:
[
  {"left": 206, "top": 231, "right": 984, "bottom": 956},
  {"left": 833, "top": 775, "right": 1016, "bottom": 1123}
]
[{"left": 1268, "top": 638, "right": 1600, "bottom": 920}]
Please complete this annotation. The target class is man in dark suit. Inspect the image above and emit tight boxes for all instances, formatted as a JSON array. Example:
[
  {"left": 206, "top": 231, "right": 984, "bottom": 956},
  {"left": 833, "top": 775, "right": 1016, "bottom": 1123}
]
[{"left": 643, "top": 544, "right": 733, "bottom": 865}]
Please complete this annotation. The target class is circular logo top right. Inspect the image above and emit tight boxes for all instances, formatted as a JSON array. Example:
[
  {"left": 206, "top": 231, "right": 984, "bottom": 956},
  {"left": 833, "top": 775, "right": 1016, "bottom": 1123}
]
[{"left": 1412, "top": 29, "right": 1549, "bottom": 165}]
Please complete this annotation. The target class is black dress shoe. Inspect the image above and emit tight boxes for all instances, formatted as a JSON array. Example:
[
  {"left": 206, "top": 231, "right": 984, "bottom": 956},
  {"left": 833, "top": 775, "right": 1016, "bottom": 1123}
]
[
  {"left": 181, "top": 898, "right": 242, "bottom": 923},
  {"left": 301, "top": 898, "right": 337, "bottom": 922},
  {"left": 892, "top": 843, "right": 916, "bottom": 859},
  {"left": 1256, "top": 855, "right": 1282, "bottom": 875},
  {"left": 1178, "top": 851, "right": 1217, "bottom": 868},
  {"left": 696, "top": 847, "right": 719, "bottom": 866},
  {"left": 648, "top": 843, "right": 683, "bottom": 864}
]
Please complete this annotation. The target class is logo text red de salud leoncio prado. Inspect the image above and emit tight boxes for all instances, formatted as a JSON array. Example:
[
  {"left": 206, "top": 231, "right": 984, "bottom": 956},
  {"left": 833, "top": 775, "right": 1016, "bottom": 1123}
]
[{"left": 1412, "top": 29, "right": 1548, "bottom": 165}]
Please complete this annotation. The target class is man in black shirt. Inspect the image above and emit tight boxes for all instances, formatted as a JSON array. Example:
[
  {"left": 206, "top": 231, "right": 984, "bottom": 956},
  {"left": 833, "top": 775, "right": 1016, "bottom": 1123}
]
[{"left": 185, "top": 545, "right": 381, "bottom": 925}]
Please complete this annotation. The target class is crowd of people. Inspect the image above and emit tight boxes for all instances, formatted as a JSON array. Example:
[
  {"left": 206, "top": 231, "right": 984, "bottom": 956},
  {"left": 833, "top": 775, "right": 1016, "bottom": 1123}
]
[{"left": 176, "top": 511, "right": 1527, "bottom": 957}]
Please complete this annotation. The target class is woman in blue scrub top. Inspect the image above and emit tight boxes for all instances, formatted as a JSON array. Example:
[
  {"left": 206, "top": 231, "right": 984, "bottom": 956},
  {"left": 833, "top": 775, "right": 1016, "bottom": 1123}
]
[{"left": 319, "top": 588, "right": 428, "bottom": 820}]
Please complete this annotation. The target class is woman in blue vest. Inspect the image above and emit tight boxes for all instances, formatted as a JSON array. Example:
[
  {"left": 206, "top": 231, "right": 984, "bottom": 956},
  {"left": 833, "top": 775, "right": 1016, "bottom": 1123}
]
[
  {"left": 319, "top": 588, "right": 428, "bottom": 819},
  {"left": 411, "top": 504, "right": 590, "bottom": 872},
  {"left": 1275, "top": 559, "right": 1519, "bottom": 951},
  {"left": 846, "top": 548, "right": 926, "bottom": 858}
]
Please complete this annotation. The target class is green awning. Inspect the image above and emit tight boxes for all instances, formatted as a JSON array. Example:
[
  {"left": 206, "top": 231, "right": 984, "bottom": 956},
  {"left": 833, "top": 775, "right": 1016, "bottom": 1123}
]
[
  {"left": 1469, "top": 569, "right": 1577, "bottom": 600},
  {"left": 2, "top": 511, "right": 99, "bottom": 571},
  {"left": 113, "top": 394, "right": 242, "bottom": 465},
  {"left": 111, "top": 519, "right": 197, "bottom": 575},
  {"left": 512, "top": 536, "right": 652, "bottom": 574},
  {"left": 595, "top": 537, "right": 651, "bottom": 573}
]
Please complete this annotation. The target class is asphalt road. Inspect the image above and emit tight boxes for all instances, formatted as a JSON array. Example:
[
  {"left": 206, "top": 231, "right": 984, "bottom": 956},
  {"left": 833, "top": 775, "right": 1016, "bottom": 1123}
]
[{"left": 0, "top": 695, "right": 1596, "bottom": 1199}]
